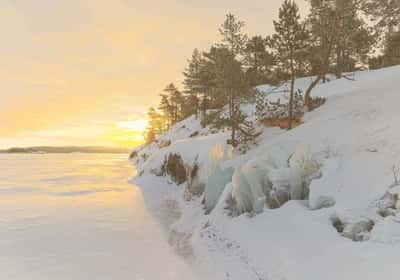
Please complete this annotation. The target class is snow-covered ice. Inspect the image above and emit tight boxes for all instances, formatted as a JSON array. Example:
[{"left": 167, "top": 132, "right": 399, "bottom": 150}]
[{"left": 0, "top": 153, "right": 195, "bottom": 280}]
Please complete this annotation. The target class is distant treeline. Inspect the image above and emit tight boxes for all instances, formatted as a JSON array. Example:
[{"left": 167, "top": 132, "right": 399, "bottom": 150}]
[{"left": 0, "top": 146, "right": 130, "bottom": 154}]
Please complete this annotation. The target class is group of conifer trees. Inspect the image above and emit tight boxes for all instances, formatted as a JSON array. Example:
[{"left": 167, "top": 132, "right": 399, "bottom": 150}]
[{"left": 144, "top": 0, "right": 400, "bottom": 145}]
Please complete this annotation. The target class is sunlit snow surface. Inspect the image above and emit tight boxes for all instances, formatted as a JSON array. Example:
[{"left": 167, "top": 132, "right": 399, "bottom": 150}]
[
  {"left": 132, "top": 66, "right": 400, "bottom": 280},
  {"left": 0, "top": 154, "right": 195, "bottom": 280}
]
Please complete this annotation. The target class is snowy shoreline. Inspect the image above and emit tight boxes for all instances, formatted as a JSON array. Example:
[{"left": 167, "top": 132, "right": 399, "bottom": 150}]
[{"left": 131, "top": 66, "right": 400, "bottom": 280}]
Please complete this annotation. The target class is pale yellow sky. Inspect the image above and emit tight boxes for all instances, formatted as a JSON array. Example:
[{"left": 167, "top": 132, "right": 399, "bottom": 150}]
[{"left": 0, "top": 0, "right": 307, "bottom": 149}]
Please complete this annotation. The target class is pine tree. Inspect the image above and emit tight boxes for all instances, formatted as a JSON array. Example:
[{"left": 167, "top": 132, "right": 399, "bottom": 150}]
[
  {"left": 333, "top": 0, "right": 374, "bottom": 77},
  {"left": 306, "top": 0, "right": 337, "bottom": 73},
  {"left": 363, "top": 0, "right": 400, "bottom": 69},
  {"left": 243, "top": 36, "right": 275, "bottom": 86},
  {"left": 163, "top": 83, "right": 184, "bottom": 124},
  {"left": 303, "top": 0, "right": 373, "bottom": 109},
  {"left": 145, "top": 107, "right": 165, "bottom": 144},
  {"left": 268, "top": 0, "right": 309, "bottom": 129},
  {"left": 144, "top": 128, "right": 156, "bottom": 144},
  {"left": 147, "top": 107, "right": 164, "bottom": 135},
  {"left": 213, "top": 48, "right": 259, "bottom": 148},
  {"left": 383, "top": 30, "right": 400, "bottom": 66},
  {"left": 303, "top": 0, "right": 338, "bottom": 110},
  {"left": 183, "top": 49, "right": 203, "bottom": 117},
  {"left": 219, "top": 13, "right": 248, "bottom": 57},
  {"left": 181, "top": 94, "right": 199, "bottom": 119},
  {"left": 183, "top": 48, "right": 220, "bottom": 121},
  {"left": 361, "top": 0, "right": 400, "bottom": 30},
  {"left": 158, "top": 93, "right": 173, "bottom": 129}
]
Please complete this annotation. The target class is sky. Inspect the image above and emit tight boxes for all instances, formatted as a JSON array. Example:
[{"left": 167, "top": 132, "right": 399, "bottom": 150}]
[{"left": 0, "top": 0, "right": 308, "bottom": 149}]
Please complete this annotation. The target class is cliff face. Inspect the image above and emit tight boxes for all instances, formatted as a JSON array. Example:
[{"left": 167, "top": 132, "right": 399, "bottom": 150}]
[{"left": 131, "top": 66, "right": 400, "bottom": 280}]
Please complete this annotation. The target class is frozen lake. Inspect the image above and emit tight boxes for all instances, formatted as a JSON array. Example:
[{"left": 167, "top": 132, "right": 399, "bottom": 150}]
[{"left": 0, "top": 153, "right": 194, "bottom": 280}]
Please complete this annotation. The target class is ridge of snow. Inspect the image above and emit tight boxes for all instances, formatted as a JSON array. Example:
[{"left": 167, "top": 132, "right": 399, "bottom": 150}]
[{"left": 131, "top": 65, "right": 400, "bottom": 280}]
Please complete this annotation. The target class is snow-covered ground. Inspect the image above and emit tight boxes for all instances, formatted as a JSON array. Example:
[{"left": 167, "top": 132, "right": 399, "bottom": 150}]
[
  {"left": 0, "top": 154, "right": 195, "bottom": 280},
  {"left": 131, "top": 66, "right": 400, "bottom": 279}
]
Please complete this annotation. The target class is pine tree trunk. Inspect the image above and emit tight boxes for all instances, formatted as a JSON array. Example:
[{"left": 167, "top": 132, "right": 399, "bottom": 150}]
[
  {"left": 254, "top": 52, "right": 259, "bottom": 84},
  {"left": 229, "top": 92, "right": 237, "bottom": 146},
  {"left": 288, "top": 59, "right": 295, "bottom": 130},
  {"left": 305, "top": 34, "right": 334, "bottom": 111},
  {"left": 336, "top": 47, "right": 344, "bottom": 78},
  {"left": 304, "top": 75, "right": 322, "bottom": 111},
  {"left": 174, "top": 104, "right": 177, "bottom": 124},
  {"left": 201, "top": 93, "right": 207, "bottom": 126},
  {"left": 195, "top": 93, "right": 199, "bottom": 119},
  {"left": 288, "top": 77, "right": 295, "bottom": 130},
  {"left": 231, "top": 124, "right": 236, "bottom": 147},
  {"left": 203, "top": 95, "right": 207, "bottom": 115}
]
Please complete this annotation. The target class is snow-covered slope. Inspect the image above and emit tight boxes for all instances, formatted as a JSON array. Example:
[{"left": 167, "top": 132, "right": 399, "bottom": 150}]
[{"left": 131, "top": 66, "right": 400, "bottom": 280}]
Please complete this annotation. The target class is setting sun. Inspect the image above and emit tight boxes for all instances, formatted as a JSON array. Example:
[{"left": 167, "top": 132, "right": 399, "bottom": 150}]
[{"left": 100, "top": 119, "right": 149, "bottom": 148}]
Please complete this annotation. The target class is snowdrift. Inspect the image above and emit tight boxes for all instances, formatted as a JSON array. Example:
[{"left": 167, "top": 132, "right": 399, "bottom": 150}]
[{"left": 131, "top": 66, "right": 400, "bottom": 280}]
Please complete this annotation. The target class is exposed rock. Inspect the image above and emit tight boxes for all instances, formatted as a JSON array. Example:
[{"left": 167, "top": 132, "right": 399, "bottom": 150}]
[
  {"left": 376, "top": 191, "right": 398, "bottom": 217},
  {"left": 129, "top": 150, "right": 138, "bottom": 160},
  {"left": 159, "top": 140, "right": 172, "bottom": 149},
  {"left": 184, "top": 160, "right": 205, "bottom": 200},
  {"left": 165, "top": 153, "right": 187, "bottom": 185},
  {"left": 189, "top": 131, "right": 199, "bottom": 138},
  {"left": 331, "top": 216, "right": 375, "bottom": 242}
]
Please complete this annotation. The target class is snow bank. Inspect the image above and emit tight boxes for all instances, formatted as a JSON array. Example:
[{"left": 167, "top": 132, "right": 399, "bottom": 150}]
[{"left": 132, "top": 66, "right": 400, "bottom": 280}]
